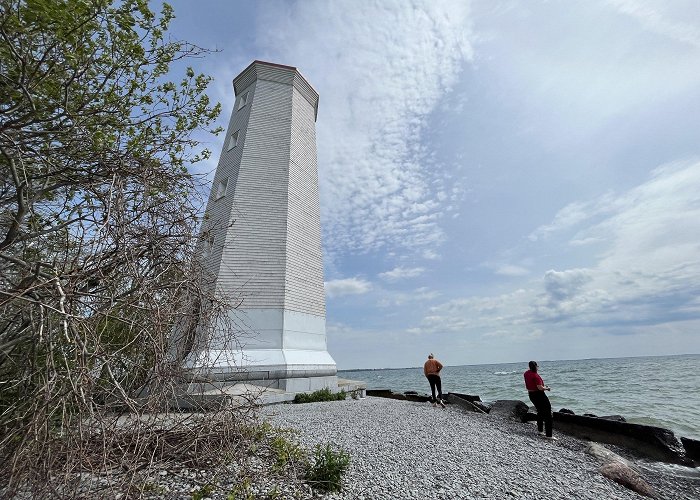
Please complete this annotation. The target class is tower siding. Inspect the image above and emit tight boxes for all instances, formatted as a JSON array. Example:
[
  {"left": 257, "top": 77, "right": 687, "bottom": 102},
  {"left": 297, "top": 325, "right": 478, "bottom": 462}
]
[
  {"left": 188, "top": 61, "right": 335, "bottom": 385},
  {"left": 285, "top": 86, "right": 325, "bottom": 316}
]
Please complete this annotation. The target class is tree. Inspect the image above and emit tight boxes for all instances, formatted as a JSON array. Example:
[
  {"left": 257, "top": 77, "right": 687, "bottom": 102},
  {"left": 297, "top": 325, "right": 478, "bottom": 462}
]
[{"left": 0, "top": 0, "right": 239, "bottom": 495}]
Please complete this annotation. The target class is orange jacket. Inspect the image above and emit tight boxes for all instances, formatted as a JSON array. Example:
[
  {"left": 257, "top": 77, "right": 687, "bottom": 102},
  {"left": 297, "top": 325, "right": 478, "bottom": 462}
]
[{"left": 424, "top": 359, "right": 443, "bottom": 377}]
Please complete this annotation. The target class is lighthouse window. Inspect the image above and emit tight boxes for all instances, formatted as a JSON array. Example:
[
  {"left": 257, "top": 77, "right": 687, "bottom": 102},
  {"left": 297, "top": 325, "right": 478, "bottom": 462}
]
[
  {"left": 227, "top": 130, "right": 239, "bottom": 150},
  {"left": 216, "top": 177, "right": 228, "bottom": 199},
  {"left": 237, "top": 92, "right": 249, "bottom": 110}
]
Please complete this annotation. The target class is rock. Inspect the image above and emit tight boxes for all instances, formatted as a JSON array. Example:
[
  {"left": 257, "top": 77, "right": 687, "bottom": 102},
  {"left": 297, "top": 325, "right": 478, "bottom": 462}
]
[
  {"left": 447, "top": 392, "right": 482, "bottom": 402},
  {"left": 366, "top": 389, "right": 431, "bottom": 402},
  {"left": 559, "top": 408, "right": 575, "bottom": 414},
  {"left": 489, "top": 400, "right": 529, "bottom": 421},
  {"left": 586, "top": 442, "right": 636, "bottom": 470},
  {"left": 522, "top": 411, "right": 538, "bottom": 422},
  {"left": 583, "top": 413, "right": 598, "bottom": 418},
  {"left": 366, "top": 389, "right": 393, "bottom": 397},
  {"left": 599, "top": 415, "right": 626, "bottom": 422},
  {"left": 403, "top": 393, "right": 431, "bottom": 403},
  {"left": 446, "top": 394, "right": 486, "bottom": 413},
  {"left": 680, "top": 436, "right": 700, "bottom": 463},
  {"left": 553, "top": 411, "right": 689, "bottom": 464},
  {"left": 599, "top": 461, "right": 656, "bottom": 498},
  {"left": 472, "top": 401, "right": 492, "bottom": 413}
]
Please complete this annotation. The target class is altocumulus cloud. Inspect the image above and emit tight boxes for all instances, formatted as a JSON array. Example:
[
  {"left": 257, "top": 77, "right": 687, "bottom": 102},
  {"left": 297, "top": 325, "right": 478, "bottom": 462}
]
[
  {"left": 379, "top": 266, "right": 426, "bottom": 282},
  {"left": 258, "top": 0, "right": 474, "bottom": 257},
  {"left": 414, "top": 160, "right": 700, "bottom": 336},
  {"left": 325, "top": 277, "right": 372, "bottom": 298}
]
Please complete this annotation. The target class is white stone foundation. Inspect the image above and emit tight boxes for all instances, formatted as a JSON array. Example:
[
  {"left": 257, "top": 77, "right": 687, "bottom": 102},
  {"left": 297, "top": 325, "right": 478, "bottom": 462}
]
[{"left": 184, "top": 308, "right": 337, "bottom": 389}]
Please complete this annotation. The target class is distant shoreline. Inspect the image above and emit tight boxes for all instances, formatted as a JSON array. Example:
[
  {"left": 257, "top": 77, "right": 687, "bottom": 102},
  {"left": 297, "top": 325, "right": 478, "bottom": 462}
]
[{"left": 337, "top": 352, "right": 700, "bottom": 371}]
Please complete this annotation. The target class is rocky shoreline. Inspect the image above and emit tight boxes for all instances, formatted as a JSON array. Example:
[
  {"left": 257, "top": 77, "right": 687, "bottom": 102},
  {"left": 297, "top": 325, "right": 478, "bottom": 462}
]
[
  {"left": 32, "top": 394, "right": 697, "bottom": 498},
  {"left": 262, "top": 396, "right": 700, "bottom": 499}
]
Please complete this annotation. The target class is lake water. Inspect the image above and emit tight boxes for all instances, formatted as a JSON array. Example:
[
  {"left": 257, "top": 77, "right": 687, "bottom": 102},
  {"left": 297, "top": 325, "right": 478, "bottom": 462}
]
[{"left": 339, "top": 354, "right": 700, "bottom": 441}]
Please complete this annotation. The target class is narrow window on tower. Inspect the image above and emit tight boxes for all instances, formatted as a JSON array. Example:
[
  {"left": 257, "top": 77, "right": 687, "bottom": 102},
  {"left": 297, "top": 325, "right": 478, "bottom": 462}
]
[
  {"left": 237, "top": 92, "right": 249, "bottom": 110},
  {"left": 227, "top": 130, "right": 239, "bottom": 151},
  {"left": 216, "top": 177, "right": 228, "bottom": 200},
  {"left": 202, "top": 234, "right": 215, "bottom": 258}
]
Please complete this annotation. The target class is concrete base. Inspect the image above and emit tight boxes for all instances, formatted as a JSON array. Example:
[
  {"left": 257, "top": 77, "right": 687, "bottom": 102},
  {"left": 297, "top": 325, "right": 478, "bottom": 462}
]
[
  {"left": 182, "top": 348, "right": 337, "bottom": 381},
  {"left": 172, "top": 377, "right": 367, "bottom": 409}
]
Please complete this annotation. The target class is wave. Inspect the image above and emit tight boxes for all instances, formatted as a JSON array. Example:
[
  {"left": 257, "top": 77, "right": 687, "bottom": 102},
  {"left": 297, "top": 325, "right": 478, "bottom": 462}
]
[{"left": 493, "top": 370, "right": 518, "bottom": 375}]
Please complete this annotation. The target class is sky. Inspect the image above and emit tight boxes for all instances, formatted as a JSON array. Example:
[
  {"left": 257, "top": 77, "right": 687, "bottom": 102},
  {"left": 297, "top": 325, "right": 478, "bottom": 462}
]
[{"left": 166, "top": 0, "right": 700, "bottom": 369}]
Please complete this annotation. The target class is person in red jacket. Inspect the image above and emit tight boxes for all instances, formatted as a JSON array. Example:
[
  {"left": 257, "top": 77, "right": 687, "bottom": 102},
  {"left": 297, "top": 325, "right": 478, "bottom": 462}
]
[
  {"left": 524, "top": 360, "right": 556, "bottom": 440},
  {"left": 424, "top": 353, "right": 445, "bottom": 408}
]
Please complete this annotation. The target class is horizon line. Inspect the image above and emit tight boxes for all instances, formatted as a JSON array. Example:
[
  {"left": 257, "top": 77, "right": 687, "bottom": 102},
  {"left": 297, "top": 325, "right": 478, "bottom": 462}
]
[{"left": 337, "top": 351, "right": 699, "bottom": 372}]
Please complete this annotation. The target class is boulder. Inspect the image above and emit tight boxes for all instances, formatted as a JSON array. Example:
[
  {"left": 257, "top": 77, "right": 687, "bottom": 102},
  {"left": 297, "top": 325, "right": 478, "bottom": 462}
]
[
  {"left": 366, "top": 389, "right": 431, "bottom": 402},
  {"left": 447, "top": 392, "right": 482, "bottom": 402},
  {"left": 366, "top": 389, "right": 393, "bottom": 398},
  {"left": 489, "top": 400, "right": 529, "bottom": 421},
  {"left": 586, "top": 442, "right": 636, "bottom": 470},
  {"left": 553, "top": 411, "right": 689, "bottom": 464},
  {"left": 680, "top": 436, "right": 700, "bottom": 463},
  {"left": 472, "top": 401, "right": 492, "bottom": 413},
  {"left": 583, "top": 413, "right": 598, "bottom": 418},
  {"left": 599, "top": 461, "right": 656, "bottom": 498},
  {"left": 446, "top": 394, "right": 486, "bottom": 413},
  {"left": 599, "top": 415, "right": 626, "bottom": 422},
  {"left": 559, "top": 408, "right": 575, "bottom": 414},
  {"left": 523, "top": 411, "right": 539, "bottom": 422},
  {"left": 403, "top": 392, "right": 431, "bottom": 403}
]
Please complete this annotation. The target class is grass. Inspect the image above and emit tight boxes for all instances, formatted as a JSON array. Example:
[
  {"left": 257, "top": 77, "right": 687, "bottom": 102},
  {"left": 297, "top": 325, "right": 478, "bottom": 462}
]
[{"left": 305, "top": 443, "right": 351, "bottom": 492}]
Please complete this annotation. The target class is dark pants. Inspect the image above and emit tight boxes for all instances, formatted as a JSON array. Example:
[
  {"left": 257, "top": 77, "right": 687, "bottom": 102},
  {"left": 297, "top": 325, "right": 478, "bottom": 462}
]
[
  {"left": 427, "top": 374, "right": 442, "bottom": 402},
  {"left": 529, "top": 390, "right": 553, "bottom": 437}
]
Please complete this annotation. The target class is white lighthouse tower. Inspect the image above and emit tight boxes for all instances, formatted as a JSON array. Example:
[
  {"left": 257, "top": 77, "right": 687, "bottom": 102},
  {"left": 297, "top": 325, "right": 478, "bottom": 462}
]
[{"left": 186, "top": 61, "right": 337, "bottom": 393}]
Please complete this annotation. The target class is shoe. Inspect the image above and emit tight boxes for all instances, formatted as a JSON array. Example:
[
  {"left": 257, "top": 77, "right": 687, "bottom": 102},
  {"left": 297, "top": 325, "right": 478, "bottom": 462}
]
[
  {"left": 543, "top": 436, "right": 558, "bottom": 441},
  {"left": 538, "top": 431, "right": 545, "bottom": 435},
  {"left": 438, "top": 399, "right": 446, "bottom": 408},
  {"left": 432, "top": 402, "right": 437, "bottom": 407}
]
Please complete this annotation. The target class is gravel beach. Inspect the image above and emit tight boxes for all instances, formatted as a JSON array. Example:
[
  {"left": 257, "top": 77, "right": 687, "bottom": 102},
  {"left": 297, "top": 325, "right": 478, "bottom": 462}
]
[{"left": 262, "top": 396, "right": 700, "bottom": 500}]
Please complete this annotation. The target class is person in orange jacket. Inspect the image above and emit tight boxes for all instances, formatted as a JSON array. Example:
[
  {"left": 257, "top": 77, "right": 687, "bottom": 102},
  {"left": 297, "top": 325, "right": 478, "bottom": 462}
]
[{"left": 424, "top": 353, "right": 445, "bottom": 408}]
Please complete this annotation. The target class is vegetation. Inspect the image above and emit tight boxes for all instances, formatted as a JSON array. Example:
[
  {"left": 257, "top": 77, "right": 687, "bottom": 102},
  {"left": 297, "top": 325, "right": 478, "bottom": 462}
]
[
  {"left": 306, "top": 443, "right": 351, "bottom": 493},
  {"left": 293, "top": 387, "right": 347, "bottom": 403},
  {"left": 0, "top": 0, "right": 254, "bottom": 496},
  {"left": 261, "top": 424, "right": 351, "bottom": 494},
  {"left": 0, "top": 1, "right": 353, "bottom": 497}
]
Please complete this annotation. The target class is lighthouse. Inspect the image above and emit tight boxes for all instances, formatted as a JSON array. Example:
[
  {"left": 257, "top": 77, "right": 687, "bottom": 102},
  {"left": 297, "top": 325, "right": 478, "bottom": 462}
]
[{"left": 185, "top": 61, "right": 337, "bottom": 393}]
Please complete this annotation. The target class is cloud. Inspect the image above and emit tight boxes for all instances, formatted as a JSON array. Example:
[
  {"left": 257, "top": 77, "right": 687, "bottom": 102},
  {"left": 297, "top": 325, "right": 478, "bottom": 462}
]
[
  {"left": 422, "top": 249, "right": 441, "bottom": 260},
  {"left": 257, "top": 1, "right": 474, "bottom": 256},
  {"left": 379, "top": 266, "right": 426, "bottom": 282},
  {"left": 495, "top": 264, "right": 530, "bottom": 277},
  {"left": 377, "top": 286, "right": 440, "bottom": 308},
  {"left": 414, "top": 160, "right": 700, "bottom": 335},
  {"left": 483, "top": 328, "right": 543, "bottom": 342},
  {"left": 324, "top": 277, "right": 373, "bottom": 298},
  {"left": 606, "top": 0, "right": 700, "bottom": 49},
  {"left": 542, "top": 269, "right": 593, "bottom": 303},
  {"left": 528, "top": 193, "right": 617, "bottom": 241}
]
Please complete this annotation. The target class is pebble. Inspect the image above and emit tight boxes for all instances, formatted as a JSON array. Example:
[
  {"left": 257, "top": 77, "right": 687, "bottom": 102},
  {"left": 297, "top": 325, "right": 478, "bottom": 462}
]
[
  {"left": 13, "top": 397, "right": 696, "bottom": 499},
  {"left": 261, "top": 397, "right": 700, "bottom": 500}
]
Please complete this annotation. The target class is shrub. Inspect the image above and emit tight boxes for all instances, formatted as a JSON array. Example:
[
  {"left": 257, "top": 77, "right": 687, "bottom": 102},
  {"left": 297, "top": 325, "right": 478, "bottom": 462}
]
[
  {"left": 293, "top": 388, "right": 347, "bottom": 404},
  {"left": 191, "top": 484, "right": 214, "bottom": 500},
  {"left": 305, "top": 443, "right": 350, "bottom": 492},
  {"left": 226, "top": 477, "right": 254, "bottom": 500},
  {"left": 270, "top": 432, "right": 306, "bottom": 472}
]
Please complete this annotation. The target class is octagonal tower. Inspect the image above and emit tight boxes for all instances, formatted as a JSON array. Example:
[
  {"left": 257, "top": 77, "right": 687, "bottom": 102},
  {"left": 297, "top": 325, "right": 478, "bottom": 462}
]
[{"left": 186, "top": 61, "right": 337, "bottom": 393}]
